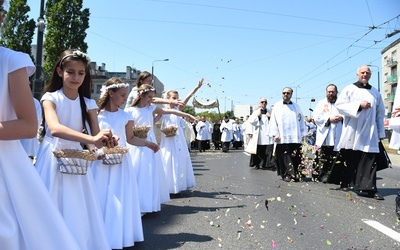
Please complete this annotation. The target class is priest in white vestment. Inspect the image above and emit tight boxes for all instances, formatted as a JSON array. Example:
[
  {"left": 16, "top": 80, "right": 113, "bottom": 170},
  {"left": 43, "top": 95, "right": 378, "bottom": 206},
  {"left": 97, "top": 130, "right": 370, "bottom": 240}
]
[
  {"left": 335, "top": 65, "right": 385, "bottom": 200},
  {"left": 269, "top": 88, "right": 307, "bottom": 182},
  {"left": 248, "top": 98, "right": 275, "bottom": 170},
  {"left": 220, "top": 116, "right": 233, "bottom": 152},
  {"left": 313, "top": 84, "right": 343, "bottom": 183}
]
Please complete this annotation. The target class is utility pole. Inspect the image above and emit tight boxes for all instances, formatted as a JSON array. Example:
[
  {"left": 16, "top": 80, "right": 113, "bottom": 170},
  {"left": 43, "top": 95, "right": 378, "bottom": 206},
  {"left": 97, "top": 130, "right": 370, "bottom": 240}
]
[{"left": 32, "top": 0, "right": 46, "bottom": 99}]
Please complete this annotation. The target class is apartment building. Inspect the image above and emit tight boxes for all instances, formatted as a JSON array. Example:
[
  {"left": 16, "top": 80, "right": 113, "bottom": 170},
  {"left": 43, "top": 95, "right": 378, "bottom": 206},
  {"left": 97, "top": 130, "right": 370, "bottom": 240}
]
[{"left": 381, "top": 38, "right": 399, "bottom": 119}]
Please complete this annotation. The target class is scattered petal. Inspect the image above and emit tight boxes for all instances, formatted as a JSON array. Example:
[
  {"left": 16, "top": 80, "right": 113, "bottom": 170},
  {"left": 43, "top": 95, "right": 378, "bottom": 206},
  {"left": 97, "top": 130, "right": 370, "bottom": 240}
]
[
  {"left": 286, "top": 193, "right": 292, "bottom": 197},
  {"left": 277, "top": 223, "right": 281, "bottom": 227},
  {"left": 237, "top": 231, "right": 241, "bottom": 240},
  {"left": 325, "top": 213, "right": 331, "bottom": 217},
  {"left": 326, "top": 240, "right": 332, "bottom": 246},
  {"left": 277, "top": 197, "right": 282, "bottom": 202},
  {"left": 272, "top": 240, "right": 277, "bottom": 249},
  {"left": 294, "top": 218, "right": 297, "bottom": 225},
  {"left": 210, "top": 221, "right": 214, "bottom": 226}
]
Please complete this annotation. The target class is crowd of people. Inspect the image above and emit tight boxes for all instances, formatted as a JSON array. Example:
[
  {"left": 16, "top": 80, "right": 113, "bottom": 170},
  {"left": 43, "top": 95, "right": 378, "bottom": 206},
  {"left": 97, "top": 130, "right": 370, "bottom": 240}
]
[
  {"left": 240, "top": 66, "right": 389, "bottom": 202},
  {"left": 0, "top": 1, "right": 394, "bottom": 247}
]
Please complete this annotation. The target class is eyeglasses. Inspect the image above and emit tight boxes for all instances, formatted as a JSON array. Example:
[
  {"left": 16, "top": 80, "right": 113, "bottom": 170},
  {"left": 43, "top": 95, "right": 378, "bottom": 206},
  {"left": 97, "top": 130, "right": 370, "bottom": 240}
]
[{"left": 282, "top": 92, "right": 291, "bottom": 95}]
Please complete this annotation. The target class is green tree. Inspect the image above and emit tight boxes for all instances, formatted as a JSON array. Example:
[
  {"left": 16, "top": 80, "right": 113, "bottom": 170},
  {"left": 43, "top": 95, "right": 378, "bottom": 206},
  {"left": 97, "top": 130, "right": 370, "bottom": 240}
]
[
  {"left": 43, "top": 0, "right": 90, "bottom": 77},
  {"left": 182, "top": 105, "right": 196, "bottom": 116},
  {"left": 0, "top": 0, "right": 35, "bottom": 59}
]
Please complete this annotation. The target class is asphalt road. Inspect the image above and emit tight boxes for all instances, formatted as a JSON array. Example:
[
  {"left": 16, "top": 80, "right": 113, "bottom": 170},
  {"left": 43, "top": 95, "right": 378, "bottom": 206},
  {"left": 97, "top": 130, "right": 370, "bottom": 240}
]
[{"left": 128, "top": 149, "right": 400, "bottom": 250}]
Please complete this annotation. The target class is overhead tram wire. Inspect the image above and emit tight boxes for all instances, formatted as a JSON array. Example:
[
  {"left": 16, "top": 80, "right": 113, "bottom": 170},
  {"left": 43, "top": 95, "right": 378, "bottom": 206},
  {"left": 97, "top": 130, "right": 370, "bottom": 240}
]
[
  {"left": 148, "top": 0, "right": 369, "bottom": 29},
  {"left": 289, "top": 14, "right": 400, "bottom": 91}
]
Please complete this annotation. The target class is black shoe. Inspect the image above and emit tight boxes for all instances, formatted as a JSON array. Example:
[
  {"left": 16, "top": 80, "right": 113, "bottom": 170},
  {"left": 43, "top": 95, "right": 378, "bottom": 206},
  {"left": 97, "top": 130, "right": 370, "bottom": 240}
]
[
  {"left": 320, "top": 175, "right": 328, "bottom": 183},
  {"left": 283, "top": 176, "right": 291, "bottom": 182},
  {"left": 252, "top": 166, "right": 260, "bottom": 170},
  {"left": 366, "top": 191, "right": 384, "bottom": 200}
]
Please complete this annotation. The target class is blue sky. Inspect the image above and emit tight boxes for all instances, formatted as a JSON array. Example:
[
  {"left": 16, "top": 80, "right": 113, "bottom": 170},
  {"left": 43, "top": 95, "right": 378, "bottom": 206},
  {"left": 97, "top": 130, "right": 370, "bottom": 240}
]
[{"left": 25, "top": 0, "right": 400, "bottom": 115}]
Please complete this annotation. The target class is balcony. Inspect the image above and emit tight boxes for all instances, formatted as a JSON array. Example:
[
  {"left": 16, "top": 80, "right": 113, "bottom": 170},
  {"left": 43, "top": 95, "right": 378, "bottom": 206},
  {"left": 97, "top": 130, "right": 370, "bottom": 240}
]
[
  {"left": 386, "top": 57, "right": 398, "bottom": 67},
  {"left": 386, "top": 93, "right": 395, "bottom": 102},
  {"left": 386, "top": 75, "right": 398, "bottom": 85}
]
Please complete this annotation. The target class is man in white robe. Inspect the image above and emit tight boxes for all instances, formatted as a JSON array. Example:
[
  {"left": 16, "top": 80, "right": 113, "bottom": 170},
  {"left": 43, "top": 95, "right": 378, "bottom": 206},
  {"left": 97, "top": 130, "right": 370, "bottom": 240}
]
[
  {"left": 204, "top": 118, "right": 213, "bottom": 150},
  {"left": 269, "top": 88, "right": 307, "bottom": 181},
  {"left": 196, "top": 117, "right": 208, "bottom": 152},
  {"left": 313, "top": 84, "right": 343, "bottom": 183},
  {"left": 232, "top": 118, "right": 243, "bottom": 149},
  {"left": 335, "top": 65, "right": 385, "bottom": 200},
  {"left": 220, "top": 116, "right": 233, "bottom": 152},
  {"left": 248, "top": 98, "right": 275, "bottom": 170}
]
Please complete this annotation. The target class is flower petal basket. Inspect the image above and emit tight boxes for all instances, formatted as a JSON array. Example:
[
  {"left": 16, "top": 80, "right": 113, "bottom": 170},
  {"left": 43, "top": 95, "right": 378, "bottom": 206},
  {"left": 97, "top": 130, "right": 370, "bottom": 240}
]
[
  {"left": 102, "top": 146, "right": 129, "bottom": 165},
  {"left": 132, "top": 126, "right": 151, "bottom": 139},
  {"left": 161, "top": 126, "right": 178, "bottom": 137},
  {"left": 53, "top": 149, "right": 97, "bottom": 175}
]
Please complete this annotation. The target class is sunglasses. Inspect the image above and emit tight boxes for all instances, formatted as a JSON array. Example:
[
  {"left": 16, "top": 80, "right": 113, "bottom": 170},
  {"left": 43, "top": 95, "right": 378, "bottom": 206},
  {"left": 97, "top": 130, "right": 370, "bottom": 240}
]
[
  {"left": 282, "top": 92, "right": 291, "bottom": 95},
  {"left": 260, "top": 101, "right": 267, "bottom": 103}
]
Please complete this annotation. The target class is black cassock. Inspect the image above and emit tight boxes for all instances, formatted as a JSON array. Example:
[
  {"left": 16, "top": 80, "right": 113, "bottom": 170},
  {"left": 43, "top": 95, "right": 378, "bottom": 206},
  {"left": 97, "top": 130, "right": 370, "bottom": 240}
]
[{"left": 330, "top": 141, "right": 391, "bottom": 190}]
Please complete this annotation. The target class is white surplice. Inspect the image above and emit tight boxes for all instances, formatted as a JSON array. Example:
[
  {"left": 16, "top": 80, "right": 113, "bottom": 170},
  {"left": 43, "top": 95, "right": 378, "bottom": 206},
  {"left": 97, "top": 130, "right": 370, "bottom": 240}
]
[
  {"left": 313, "top": 98, "right": 343, "bottom": 149},
  {"left": 268, "top": 102, "right": 307, "bottom": 143},
  {"left": 335, "top": 84, "right": 385, "bottom": 153}
]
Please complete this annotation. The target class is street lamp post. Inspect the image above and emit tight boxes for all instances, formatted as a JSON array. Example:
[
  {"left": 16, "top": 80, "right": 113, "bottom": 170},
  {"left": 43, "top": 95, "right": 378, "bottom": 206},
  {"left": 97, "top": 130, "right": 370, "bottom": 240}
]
[
  {"left": 151, "top": 59, "right": 169, "bottom": 84},
  {"left": 367, "top": 64, "right": 380, "bottom": 92},
  {"left": 32, "top": 0, "right": 46, "bottom": 99}
]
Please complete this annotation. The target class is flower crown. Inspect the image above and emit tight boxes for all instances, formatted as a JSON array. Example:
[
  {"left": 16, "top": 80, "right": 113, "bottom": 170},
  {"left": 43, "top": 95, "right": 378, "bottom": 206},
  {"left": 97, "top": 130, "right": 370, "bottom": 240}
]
[
  {"left": 59, "top": 50, "right": 91, "bottom": 67},
  {"left": 100, "top": 83, "right": 130, "bottom": 97},
  {"left": 138, "top": 87, "right": 156, "bottom": 95}
]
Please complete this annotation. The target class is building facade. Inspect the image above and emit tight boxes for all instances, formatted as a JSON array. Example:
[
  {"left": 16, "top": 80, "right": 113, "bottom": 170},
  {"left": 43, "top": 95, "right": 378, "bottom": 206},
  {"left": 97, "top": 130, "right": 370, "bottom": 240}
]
[
  {"left": 90, "top": 62, "right": 164, "bottom": 102},
  {"left": 381, "top": 38, "right": 399, "bottom": 120}
]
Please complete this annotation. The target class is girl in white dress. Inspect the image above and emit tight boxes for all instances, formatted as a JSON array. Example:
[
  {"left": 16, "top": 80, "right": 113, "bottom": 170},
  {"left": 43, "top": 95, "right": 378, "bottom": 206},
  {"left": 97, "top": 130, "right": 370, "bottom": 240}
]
[
  {"left": 34, "top": 49, "right": 114, "bottom": 250},
  {"left": 160, "top": 90, "right": 196, "bottom": 194},
  {"left": 92, "top": 78, "right": 159, "bottom": 248},
  {"left": 0, "top": 4, "right": 79, "bottom": 248},
  {"left": 125, "top": 84, "right": 196, "bottom": 213}
]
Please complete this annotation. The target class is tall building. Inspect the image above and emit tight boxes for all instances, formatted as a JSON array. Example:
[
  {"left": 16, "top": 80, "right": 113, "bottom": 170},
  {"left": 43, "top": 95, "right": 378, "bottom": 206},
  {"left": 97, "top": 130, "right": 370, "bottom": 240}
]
[{"left": 381, "top": 38, "right": 399, "bottom": 120}]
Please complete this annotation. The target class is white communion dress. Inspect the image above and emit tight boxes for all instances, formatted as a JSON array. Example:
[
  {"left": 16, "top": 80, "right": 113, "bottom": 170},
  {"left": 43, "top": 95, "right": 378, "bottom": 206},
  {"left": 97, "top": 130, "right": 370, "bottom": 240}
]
[
  {"left": 0, "top": 47, "right": 80, "bottom": 249},
  {"left": 160, "top": 113, "right": 196, "bottom": 194},
  {"left": 92, "top": 109, "right": 144, "bottom": 248},
  {"left": 125, "top": 105, "right": 170, "bottom": 212},
  {"left": 35, "top": 89, "right": 110, "bottom": 250}
]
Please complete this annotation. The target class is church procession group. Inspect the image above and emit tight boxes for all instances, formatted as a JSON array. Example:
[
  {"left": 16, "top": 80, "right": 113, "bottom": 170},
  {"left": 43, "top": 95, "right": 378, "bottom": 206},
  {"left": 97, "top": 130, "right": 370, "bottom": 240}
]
[
  {"left": 237, "top": 65, "right": 393, "bottom": 203},
  {"left": 1, "top": 35, "right": 396, "bottom": 249}
]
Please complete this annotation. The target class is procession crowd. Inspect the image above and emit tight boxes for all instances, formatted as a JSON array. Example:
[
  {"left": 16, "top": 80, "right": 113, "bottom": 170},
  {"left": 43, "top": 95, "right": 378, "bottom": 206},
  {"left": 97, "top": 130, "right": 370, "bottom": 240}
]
[{"left": 1, "top": 0, "right": 397, "bottom": 247}]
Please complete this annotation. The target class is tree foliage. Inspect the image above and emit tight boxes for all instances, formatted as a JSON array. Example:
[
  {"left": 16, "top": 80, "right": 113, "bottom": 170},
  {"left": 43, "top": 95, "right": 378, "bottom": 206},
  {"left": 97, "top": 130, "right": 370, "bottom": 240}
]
[
  {"left": 182, "top": 105, "right": 196, "bottom": 116},
  {"left": 43, "top": 0, "right": 90, "bottom": 77},
  {"left": 0, "top": 0, "right": 35, "bottom": 59}
]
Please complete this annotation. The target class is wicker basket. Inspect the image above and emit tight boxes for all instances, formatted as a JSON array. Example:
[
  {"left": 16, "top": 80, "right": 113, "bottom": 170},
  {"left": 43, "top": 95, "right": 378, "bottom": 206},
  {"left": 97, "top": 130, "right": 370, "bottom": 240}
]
[
  {"left": 161, "top": 126, "right": 178, "bottom": 137},
  {"left": 132, "top": 126, "right": 151, "bottom": 138},
  {"left": 53, "top": 149, "right": 97, "bottom": 175},
  {"left": 102, "top": 146, "right": 129, "bottom": 165}
]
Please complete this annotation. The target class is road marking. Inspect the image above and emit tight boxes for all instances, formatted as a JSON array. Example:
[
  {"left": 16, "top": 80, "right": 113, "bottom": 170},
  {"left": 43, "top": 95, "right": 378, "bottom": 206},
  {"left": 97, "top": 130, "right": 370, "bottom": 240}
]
[{"left": 362, "top": 219, "right": 400, "bottom": 242}]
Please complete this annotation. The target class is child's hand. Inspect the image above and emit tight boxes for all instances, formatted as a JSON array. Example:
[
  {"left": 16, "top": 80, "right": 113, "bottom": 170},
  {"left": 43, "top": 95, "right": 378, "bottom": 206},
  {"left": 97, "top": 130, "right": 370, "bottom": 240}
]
[
  {"left": 93, "top": 129, "right": 112, "bottom": 148},
  {"left": 146, "top": 141, "right": 159, "bottom": 153},
  {"left": 103, "top": 135, "right": 119, "bottom": 148}
]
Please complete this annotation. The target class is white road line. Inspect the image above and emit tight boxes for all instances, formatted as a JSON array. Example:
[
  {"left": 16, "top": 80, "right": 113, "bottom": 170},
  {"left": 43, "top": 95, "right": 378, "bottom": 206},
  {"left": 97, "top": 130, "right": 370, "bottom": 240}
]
[{"left": 362, "top": 219, "right": 400, "bottom": 242}]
